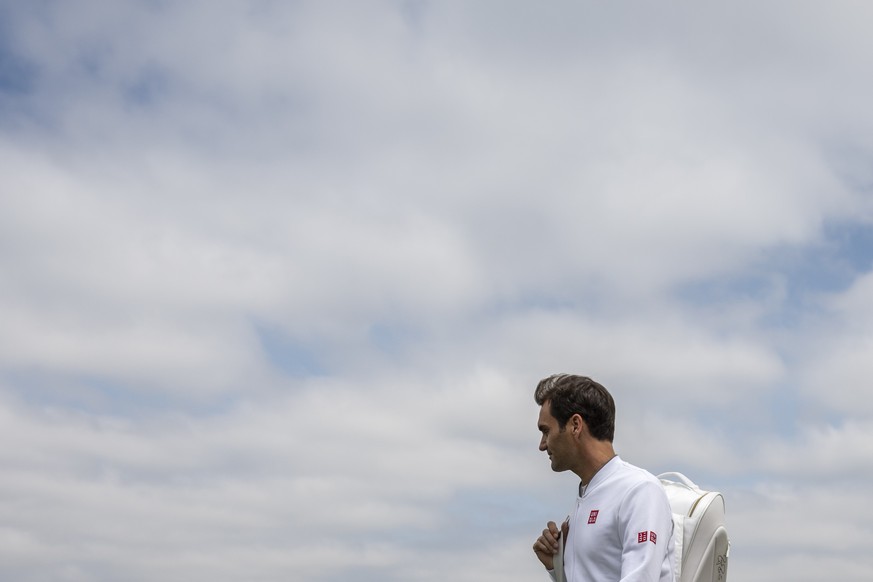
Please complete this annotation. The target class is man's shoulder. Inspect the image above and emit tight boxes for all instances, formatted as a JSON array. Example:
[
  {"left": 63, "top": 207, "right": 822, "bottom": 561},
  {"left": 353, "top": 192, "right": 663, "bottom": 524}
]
[
  {"left": 589, "top": 457, "right": 665, "bottom": 501},
  {"left": 605, "top": 459, "right": 670, "bottom": 504},
  {"left": 611, "top": 457, "right": 661, "bottom": 486}
]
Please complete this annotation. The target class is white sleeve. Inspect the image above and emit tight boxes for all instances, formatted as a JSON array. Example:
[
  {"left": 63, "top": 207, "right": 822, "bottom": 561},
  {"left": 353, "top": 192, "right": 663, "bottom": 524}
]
[{"left": 617, "top": 480, "right": 674, "bottom": 582}]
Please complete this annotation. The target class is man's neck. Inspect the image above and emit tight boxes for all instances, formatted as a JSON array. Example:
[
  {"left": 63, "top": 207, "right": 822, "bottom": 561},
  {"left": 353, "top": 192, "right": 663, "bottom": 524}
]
[{"left": 575, "top": 442, "right": 617, "bottom": 485}]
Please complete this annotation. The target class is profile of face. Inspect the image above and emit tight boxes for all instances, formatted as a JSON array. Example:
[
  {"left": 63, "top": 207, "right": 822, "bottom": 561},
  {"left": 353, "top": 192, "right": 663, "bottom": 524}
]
[{"left": 538, "top": 401, "right": 574, "bottom": 473}]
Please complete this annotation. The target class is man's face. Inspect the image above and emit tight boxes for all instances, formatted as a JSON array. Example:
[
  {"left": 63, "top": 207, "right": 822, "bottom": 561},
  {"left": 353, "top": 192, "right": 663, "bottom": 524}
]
[{"left": 538, "top": 401, "right": 572, "bottom": 472}]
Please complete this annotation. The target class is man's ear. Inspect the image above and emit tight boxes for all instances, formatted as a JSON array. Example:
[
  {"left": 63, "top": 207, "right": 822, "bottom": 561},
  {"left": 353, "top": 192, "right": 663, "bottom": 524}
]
[{"left": 570, "top": 414, "right": 586, "bottom": 437}]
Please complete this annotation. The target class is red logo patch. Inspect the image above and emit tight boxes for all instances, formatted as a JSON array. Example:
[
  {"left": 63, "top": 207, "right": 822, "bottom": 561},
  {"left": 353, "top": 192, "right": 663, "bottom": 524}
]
[
  {"left": 650, "top": 531, "right": 657, "bottom": 544},
  {"left": 588, "top": 510, "right": 599, "bottom": 524},
  {"left": 638, "top": 531, "right": 648, "bottom": 543}
]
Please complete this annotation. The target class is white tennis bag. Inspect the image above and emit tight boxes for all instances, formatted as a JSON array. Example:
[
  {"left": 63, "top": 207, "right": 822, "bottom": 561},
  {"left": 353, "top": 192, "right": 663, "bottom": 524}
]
[{"left": 659, "top": 472, "right": 729, "bottom": 582}]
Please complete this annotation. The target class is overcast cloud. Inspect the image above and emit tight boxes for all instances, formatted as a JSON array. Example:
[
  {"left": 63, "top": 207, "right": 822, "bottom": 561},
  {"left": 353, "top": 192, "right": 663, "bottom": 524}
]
[{"left": 1, "top": 1, "right": 872, "bottom": 581}]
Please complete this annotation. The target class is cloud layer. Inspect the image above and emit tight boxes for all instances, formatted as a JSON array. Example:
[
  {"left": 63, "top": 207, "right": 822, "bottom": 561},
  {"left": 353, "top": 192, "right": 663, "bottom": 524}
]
[{"left": 2, "top": 1, "right": 873, "bottom": 580}]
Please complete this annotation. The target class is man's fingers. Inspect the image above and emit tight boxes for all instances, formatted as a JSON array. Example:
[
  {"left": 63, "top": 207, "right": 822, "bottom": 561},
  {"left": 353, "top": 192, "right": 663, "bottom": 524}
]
[
  {"left": 533, "top": 537, "right": 556, "bottom": 570},
  {"left": 540, "top": 528, "right": 560, "bottom": 550},
  {"left": 533, "top": 522, "right": 561, "bottom": 571}
]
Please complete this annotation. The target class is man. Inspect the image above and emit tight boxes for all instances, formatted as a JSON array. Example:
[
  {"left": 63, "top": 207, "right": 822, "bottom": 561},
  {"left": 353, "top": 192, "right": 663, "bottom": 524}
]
[{"left": 532, "top": 374, "right": 675, "bottom": 582}]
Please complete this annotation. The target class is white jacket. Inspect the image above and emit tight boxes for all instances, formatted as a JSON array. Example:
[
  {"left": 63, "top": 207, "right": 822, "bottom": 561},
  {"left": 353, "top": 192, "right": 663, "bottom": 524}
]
[{"left": 551, "top": 456, "right": 675, "bottom": 582}]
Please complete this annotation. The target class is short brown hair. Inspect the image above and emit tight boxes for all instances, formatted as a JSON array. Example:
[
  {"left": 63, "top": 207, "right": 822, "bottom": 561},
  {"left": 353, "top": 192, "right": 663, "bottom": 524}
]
[{"left": 534, "top": 374, "right": 615, "bottom": 442}]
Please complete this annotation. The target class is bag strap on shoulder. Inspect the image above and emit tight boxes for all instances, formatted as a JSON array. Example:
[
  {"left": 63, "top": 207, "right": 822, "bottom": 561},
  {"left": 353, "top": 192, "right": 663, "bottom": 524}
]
[{"left": 658, "top": 472, "right": 700, "bottom": 490}]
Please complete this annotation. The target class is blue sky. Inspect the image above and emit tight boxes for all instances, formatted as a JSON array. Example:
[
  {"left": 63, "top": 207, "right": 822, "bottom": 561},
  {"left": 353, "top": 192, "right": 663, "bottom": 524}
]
[{"left": 1, "top": 1, "right": 873, "bottom": 581}]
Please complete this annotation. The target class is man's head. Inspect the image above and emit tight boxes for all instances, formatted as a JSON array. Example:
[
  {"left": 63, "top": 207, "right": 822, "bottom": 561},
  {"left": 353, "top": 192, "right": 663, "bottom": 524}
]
[{"left": 534, "top": 374, "right": 615, "bottom": 442}]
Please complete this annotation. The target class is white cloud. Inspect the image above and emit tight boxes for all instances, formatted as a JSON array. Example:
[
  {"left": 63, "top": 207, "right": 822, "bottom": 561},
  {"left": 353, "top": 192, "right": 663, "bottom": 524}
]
[
  {"left": 794, "top": 271, "right": 873, "bottom": 416},
  {"left": 754, "top": 420, "right": 873, "bottom": 480},
  {"left": 727, "top": 481, "right": 873, "bottom": 582}
]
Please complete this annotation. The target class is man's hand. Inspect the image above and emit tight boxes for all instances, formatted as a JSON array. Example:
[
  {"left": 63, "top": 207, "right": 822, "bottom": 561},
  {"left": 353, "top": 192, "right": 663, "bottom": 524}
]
[{"left": 533, "top": 519, "right": 569, "bottom": 570}]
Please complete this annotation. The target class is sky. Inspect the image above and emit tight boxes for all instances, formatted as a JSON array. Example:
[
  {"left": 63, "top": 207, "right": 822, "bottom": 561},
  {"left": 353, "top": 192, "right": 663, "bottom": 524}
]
[{"left": 1, "top": 1, "right": 873, "bottom": 580}]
